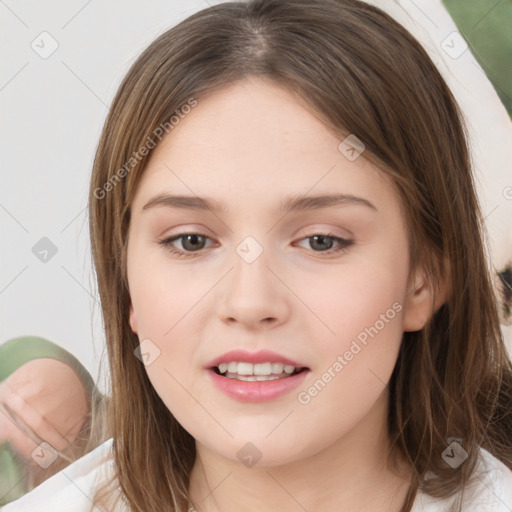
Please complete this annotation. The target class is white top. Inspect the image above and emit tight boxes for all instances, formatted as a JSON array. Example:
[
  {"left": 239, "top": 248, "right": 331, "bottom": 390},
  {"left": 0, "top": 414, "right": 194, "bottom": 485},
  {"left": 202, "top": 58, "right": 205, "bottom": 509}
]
[{"left": 1, "top": 437, "right": 512, "bottom": 512}]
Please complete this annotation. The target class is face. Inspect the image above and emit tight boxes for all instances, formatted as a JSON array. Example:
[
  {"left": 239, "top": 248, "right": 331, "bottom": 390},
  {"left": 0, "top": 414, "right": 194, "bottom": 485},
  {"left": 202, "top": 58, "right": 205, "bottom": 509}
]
[{"left": 126, "top": 77, "right": 431, "bottom": 466}]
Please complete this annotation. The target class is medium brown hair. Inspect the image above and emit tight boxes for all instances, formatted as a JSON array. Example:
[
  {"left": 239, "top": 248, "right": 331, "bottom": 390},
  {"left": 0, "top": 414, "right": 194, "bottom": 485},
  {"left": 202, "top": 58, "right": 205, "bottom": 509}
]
[{"left": 87, "top": 1, "right": 512, "bottom": 510}]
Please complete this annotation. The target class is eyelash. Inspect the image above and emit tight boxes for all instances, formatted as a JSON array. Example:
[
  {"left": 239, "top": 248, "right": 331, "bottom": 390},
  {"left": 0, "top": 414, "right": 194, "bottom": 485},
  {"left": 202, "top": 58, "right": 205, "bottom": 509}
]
[{"left": 158, "top": 232, "right": 354, "bottom": 258}]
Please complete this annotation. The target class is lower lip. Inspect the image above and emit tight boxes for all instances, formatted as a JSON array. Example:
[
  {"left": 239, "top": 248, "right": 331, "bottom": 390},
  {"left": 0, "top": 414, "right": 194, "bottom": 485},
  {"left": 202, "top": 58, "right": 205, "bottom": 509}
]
[{"left": 206, "top": 368, "right": 310, "bottom": 402}]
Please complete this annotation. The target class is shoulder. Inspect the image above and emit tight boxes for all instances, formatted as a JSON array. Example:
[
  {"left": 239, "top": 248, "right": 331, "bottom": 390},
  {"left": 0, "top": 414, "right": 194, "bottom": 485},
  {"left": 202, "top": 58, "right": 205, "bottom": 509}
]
[
  {"left": 412, "top": 447, "right": 512, "bottom": 511},
  {"left": 469, "top": 448, "right": 512, "bottom": 510},
  {"left": 0, "top": 438, "right": 126, "bottom": 512}
]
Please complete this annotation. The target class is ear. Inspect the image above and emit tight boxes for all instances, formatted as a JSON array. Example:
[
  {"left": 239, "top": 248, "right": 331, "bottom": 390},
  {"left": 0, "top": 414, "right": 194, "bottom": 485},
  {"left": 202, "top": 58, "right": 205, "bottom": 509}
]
[
  {"left": 129, "top": 302, "right": 138, "bottom": 334},
  {"left": 402, "top": 259, "right": 449, "bottom": 332}
]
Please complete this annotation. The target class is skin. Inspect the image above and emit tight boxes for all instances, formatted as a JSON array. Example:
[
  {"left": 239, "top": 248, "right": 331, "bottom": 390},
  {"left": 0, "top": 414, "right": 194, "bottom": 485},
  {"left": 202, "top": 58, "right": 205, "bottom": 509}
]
[
  {"left": 126, "top": 77, "right": 446, "bottom": 512},
  {"left": 0, "top": 358, "right": 89, "bottom": 460}
]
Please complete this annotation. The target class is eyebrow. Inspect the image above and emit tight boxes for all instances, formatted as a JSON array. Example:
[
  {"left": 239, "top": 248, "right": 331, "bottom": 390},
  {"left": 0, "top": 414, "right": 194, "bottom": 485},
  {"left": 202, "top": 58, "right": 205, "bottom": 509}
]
[{"left": 142, "top": 193, "right": 378, "bottom": 214}]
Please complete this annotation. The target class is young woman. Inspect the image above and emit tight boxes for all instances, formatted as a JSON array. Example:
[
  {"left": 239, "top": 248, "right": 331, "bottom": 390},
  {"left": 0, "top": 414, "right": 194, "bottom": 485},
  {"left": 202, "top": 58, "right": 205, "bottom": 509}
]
[{"left": 2, "top": 0, "right": 511, "bottom": 511}]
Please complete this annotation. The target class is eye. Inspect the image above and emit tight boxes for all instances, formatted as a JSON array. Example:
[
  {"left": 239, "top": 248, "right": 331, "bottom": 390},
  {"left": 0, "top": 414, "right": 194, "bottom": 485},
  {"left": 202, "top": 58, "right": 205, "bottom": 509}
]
[
  {"left": 294, "top": 233, "right": 354, "bottom": 257},
  {"left": 158, "top": 232, "right": 353, "bottom": 258},
  {"left": 159, "top": 233, "right": 212, "bottom": 258}
]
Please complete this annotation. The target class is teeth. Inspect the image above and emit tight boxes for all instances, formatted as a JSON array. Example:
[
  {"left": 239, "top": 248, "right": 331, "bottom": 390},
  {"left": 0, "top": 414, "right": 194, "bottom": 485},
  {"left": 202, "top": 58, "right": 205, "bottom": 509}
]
[
  {"left": 272, "top": 363, "right": 284, "bottom": 374},
  {"left": 216, "top": 361, "right": 299, "bottom": 376},
  {"left": 228, "top": 375, "right": 281, "bottom": 381},
  {"left": 238, "top": 362, "right": 254, "bottom": 375}
]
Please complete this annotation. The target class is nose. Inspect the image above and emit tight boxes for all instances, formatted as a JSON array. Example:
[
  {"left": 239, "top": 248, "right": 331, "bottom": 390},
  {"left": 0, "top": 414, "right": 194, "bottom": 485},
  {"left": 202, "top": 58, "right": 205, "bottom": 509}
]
[{"left": 216, "top": 243, "right": 291, "bottom": 330}]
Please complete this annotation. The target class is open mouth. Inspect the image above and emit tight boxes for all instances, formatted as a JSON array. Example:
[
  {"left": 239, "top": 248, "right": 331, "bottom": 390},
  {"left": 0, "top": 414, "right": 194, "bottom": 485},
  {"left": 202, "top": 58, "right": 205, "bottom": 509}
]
[
  {"left": 211, "top": 365, "right": 309, "bottom": 381},
  {"left": 206, "top": 361, "right": 311, "bottom": 401}
]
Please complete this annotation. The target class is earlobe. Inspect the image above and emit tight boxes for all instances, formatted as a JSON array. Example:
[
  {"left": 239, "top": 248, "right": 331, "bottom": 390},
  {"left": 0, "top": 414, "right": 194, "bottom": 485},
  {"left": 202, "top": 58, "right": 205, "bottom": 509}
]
[
  {"left": 402, "top": 262, "right": 449, "bottom": 332},
  {"left": 129, "top": 302, "right": 138, "bottom": 334}
]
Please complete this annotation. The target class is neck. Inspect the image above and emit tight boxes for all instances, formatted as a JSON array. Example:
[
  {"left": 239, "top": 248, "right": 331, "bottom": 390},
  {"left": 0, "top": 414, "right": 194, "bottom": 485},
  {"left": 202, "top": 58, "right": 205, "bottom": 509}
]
[{"left": 187, "top": 389, "right": 413, "bottom": 512}]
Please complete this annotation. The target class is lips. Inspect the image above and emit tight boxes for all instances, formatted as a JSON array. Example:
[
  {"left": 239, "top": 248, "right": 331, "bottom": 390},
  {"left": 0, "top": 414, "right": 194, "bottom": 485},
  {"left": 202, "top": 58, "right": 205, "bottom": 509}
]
[
  {"left": 206, "top": 365, "right": 310, "bottom": 402},
  {"left": 204, "top": 349, "right": 308, "bottom": 370}
]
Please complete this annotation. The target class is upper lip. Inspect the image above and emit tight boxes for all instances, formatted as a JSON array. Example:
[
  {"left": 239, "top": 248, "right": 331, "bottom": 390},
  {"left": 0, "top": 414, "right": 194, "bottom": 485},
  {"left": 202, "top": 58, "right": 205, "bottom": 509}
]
[{"left": 205, "top": 349, "right": 308, "bottom": 369}]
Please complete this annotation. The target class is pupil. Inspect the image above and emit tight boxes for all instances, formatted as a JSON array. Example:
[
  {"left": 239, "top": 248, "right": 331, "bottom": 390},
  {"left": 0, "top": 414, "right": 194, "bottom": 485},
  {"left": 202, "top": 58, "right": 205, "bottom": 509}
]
[
  {"left": 184, "top": 234, "right": 204, "bottom": 251},
  {"left": 311, "top": 235, "right": 333, "bottom": 251}
]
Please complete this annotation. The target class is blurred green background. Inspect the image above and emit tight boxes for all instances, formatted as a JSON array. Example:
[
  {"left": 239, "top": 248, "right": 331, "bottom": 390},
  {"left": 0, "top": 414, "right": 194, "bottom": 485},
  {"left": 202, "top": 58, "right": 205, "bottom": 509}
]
[{"left": 442, "top": 0, "right": 512, "bottom": 118}]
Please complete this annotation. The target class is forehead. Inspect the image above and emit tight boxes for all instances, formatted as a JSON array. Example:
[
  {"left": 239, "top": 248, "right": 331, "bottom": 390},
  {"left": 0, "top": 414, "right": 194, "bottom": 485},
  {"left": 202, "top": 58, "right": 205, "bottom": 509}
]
[
  {"left": 151, "top": 77, "right": 341, "bottom": 167},
  {"left": 130, "top": 78, "right": 396, "bottom": 216}
]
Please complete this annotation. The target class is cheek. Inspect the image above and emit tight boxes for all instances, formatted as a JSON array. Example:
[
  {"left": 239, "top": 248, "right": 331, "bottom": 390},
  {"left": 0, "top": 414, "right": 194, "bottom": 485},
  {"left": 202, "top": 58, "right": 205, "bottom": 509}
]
[
  {"left": 127, "top": 251, "right": 210, "bottom": 409},
  {"left": 291, "top": 257, "right": 406, "bottom": 417},
  {"left": 296, "top": 255, "right": 406, "bottom": 349},
  {"left": 128, "top": 244, "right": 210, "bottom": 339}
]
